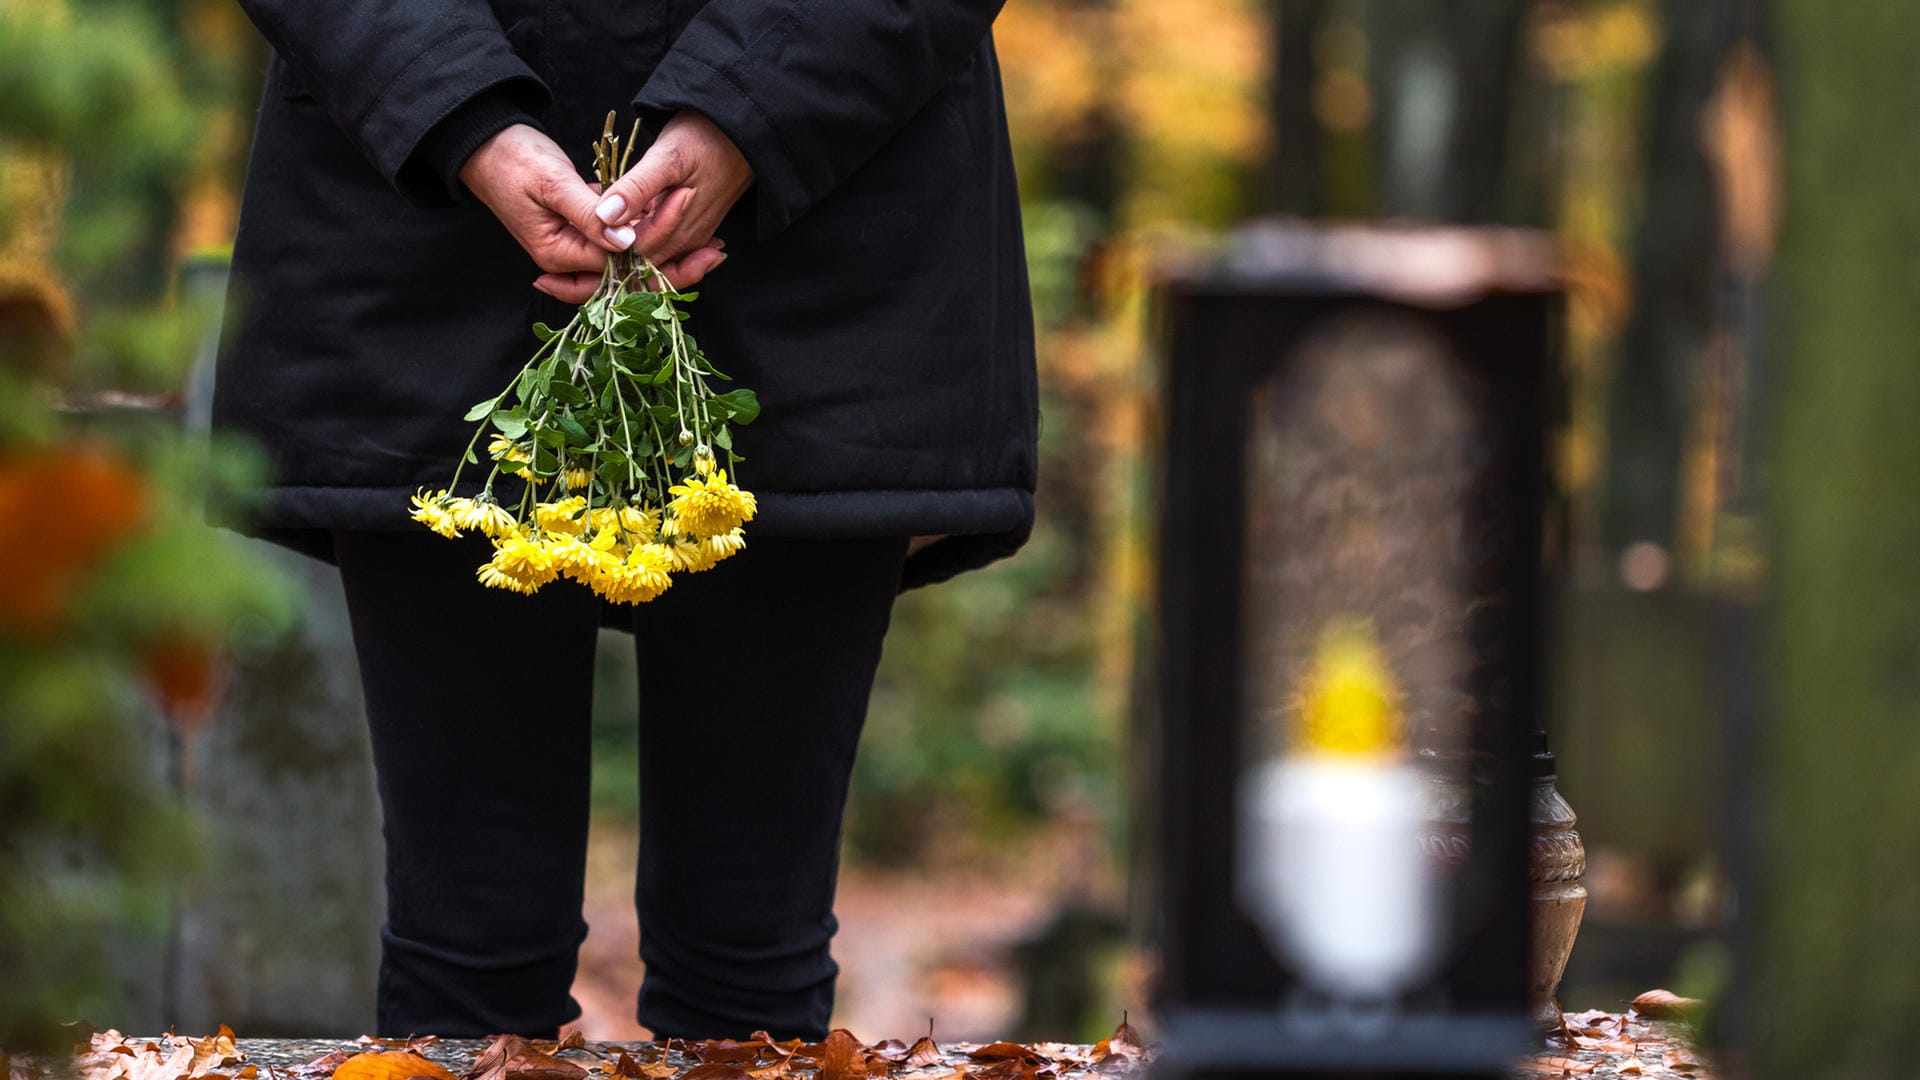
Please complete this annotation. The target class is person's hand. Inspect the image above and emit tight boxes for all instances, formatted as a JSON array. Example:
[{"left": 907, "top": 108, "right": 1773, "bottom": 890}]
[
  {"left": 459, "top": 123, "right": 639, "bottom": 299},
  {"left": 574, "top": 110, "right": 753, "bottom": 295}
]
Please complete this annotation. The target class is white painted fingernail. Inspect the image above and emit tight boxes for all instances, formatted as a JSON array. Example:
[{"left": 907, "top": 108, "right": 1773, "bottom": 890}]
[
  {"left": 595, "top": 194, "right": 627, "bottom": 224},
  {"left": 604, "top": 225, "right": 636, "bottom": 249}
]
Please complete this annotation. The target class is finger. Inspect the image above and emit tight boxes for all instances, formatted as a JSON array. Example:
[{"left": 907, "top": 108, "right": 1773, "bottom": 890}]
[
  {"left": 533, "top": 271, "right": 601, "bottom": 305},
  {"left": 654, "top": 245, "right": 729, "bottom": 289},
  {"left": 537, "top": 226, "right": 612, "bottom": 275},
  {"left": 632, "top": 187, "right": 697, "bottom": 263},
  {"left": 539, "top": 167, "right": 630, "bottom": 253},
  {"left": 594, "top": 139, "right": 694, "bottom": 229}
]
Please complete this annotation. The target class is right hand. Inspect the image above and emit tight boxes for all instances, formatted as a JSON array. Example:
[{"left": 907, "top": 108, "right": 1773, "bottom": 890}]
[{"left": 458, "top": 124, "right": 636, "bottom": 296}]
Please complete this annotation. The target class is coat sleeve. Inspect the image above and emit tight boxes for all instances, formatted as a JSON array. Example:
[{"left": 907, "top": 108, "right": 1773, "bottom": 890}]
[
  {"left": 236, "top": 0, "right": 551, "bottom": 206},
  {"left": 632, "top": 1, "right": 1006, "bottom": 240}
]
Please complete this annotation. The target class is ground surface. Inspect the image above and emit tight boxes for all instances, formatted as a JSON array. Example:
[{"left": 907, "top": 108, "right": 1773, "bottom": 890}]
[{"left": 21, "top": 1016, "right": 1711, "bottom": 1080}]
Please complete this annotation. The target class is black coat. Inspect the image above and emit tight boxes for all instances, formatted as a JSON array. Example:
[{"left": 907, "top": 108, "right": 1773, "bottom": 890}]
[{"left": 216, "top": 0, "right": 1037, "bottom": 590}]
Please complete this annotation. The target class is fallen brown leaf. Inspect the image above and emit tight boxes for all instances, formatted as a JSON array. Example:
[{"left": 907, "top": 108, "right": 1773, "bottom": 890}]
[
  {"left": 462, "top": 1036, "right": 586, "bottom": 1080},
  {"left": 899, "top": 1032, "right": 942, "bottom": 1072},
  {"left": 678, "top": 1065, "right": 751, "bottom": 1080},
  {"left": 746, "top": 1034, "right": 802, "bottom": 1063},
  {"left": 967, "top": 1061, "right": 1040, "bottom": 1080},
  {"left": 1514, "top": 1058, "right": 1595, "bottom": 1076},
  {"left": 962, "top": 1047, "right": 1039, "bottom": 1066},
  {"left": 1616, "top": 1059, "right": 1645, "bottom": 1076},
  {"left": 77, "top": 1029, "right": 246, "bottom": 1080},
  {"left": 1558, "top": 1009, "right": 1620, "bottom": 1035},
  {"left": 1630, "top": 990, "right": 1704, "bottom": 1021},
  {"left": 526, "top": 1034, "right": 587, "bottom": 1059},
  {"left": 333, "top": 1051, "right": 458, "bottom": 1080},
  {"left": 1662, "top": 1047, "right": 1708, "bottom": 1074},
  {"left": 685, "top": 1045, "right": 760, "bottom": 1067},
  {"left": 819, "top": 1030, "right": 881, "bottom": 1080}
]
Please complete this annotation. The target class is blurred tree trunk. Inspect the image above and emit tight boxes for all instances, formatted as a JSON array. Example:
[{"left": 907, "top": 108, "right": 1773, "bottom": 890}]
[
  {"left": 1601, "top": 0, "right": 1747, "bottom": 556},
  {"left": 1363, "top": 0, "right": 1540, "bottom": 223},
  {"left": 1266, "top": 0, "right": 1327, "bottom": 216},
  {"left": 1758, "top": 4, "right": 1920, "bottom": 1075}
]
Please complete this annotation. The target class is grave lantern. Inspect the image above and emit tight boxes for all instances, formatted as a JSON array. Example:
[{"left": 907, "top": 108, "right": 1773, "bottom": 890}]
[{"left": 1151, "top": 223, "right": 1567, "bottom": 1078}]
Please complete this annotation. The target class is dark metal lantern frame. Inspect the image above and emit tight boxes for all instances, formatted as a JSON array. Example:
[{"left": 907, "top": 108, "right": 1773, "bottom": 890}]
[{"left": 1151, "top": 226, "right": 1563, "bottom": 1077}]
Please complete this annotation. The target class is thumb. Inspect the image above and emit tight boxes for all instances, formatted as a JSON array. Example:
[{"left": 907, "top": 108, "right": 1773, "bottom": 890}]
[
  {"left": 539, "top": 167, "right": 631, "bottom": 252},
  {"left": 593, "top": 141, "right": 691, "bottom": 230}
]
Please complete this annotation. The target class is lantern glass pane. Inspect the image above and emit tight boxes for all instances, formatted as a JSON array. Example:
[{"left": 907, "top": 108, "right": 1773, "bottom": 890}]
[{"left": 1235, "top": 308, "right": 1491, "bottom": 1000}]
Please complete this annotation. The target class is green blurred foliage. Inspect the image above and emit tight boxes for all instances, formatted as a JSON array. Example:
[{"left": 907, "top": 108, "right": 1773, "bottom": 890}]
[
  {"left": 0, "top": 0, "right": 295, "bottom": 1048},
  {"left": 1756, "top": 3, "right": 1920, "bottom": 1073}
]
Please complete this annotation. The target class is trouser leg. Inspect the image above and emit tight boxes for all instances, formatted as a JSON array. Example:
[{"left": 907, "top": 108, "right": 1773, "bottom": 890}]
[
  {"left": 630, "top": 536, "right": 909, "bottom": 1040},
  {"left": 333, "top": 529, "right": 601, "bottom": 1038}
]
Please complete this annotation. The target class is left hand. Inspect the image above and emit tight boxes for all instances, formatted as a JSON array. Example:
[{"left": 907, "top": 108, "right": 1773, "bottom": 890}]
[{"left": 534, "top": 110, "right": 754, "bottom": 302}]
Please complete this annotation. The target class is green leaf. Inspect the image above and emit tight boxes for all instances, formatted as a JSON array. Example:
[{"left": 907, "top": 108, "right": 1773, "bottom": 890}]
[
  {"left": 556, "top": 412, "right": 591, "bottom": 445},
  {"left": 712, "top": 388, "right": 760, "bottom": 424},
  {"left": 671, "top": 291, "right": 699, "bottom": 303},
  {"left": 491, "top": 408, "right": 529, "bottom": 439},
  {"left": 549, "top": 381, "right": 587, "bottom": 406},
  {"left": 464, "top": 396, "right": 500, "bottom": 421},
  {"left": 464, "top": 445, "right": 479, "bottom": 465},
  {"left": 497, "top": 458, "right": 526, "bottom": 474},
  {"left": 532, "top": 321, "right": 558, "bottom": 343},
  {"left": 652, "top": 300, "right": 676, "bottom": 320},
  {"left": 535, "top": 425, "right": 567, "bottom": 448},
  {"left": 713, "top": 425, "right": 732, "bottom": 451}
]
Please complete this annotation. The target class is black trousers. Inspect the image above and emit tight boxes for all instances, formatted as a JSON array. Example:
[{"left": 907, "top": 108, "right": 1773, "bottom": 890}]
[{"left": 331, "top": 529, "right": 909, "bottom": 1040}]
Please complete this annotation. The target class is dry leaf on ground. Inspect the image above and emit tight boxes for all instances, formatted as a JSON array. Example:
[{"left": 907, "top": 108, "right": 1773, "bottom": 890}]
[
  {"left": 1630, "top": 990, "right": 1704, "bottom": 1021},
  {"left": 1515, "top": 1057, "right": 1595, "bottom": 1076},
  {"left": 333, "top": 1051, "right": 457, "bottom": 1080},
  {"left": 1662, "top": 1046, "right": 1708, "bottom": 1074},
  {"left": 77, "top": 1028, "right": 246, "bottom": 1080},
  {"left": 962, "top": 1047, "right": 1043, "bottom": 1067},
  {"left": 463, "top": 1036, "right": 586, "bottom": 1080},
  {"left": 677, "top": 1064, "right": 751, "bottom": 1080},
  {"left": 526, "top": 1034, "right": 587, "bottom": 1059}
]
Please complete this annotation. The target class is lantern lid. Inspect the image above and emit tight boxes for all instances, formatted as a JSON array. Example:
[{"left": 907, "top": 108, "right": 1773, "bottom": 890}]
[{"left": 1161, "top": 220, "right": 1562, "bottom": 309}]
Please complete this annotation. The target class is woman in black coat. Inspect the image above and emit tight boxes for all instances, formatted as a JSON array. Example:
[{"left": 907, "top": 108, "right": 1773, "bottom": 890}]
[{"left": 218, "top": 0, "right": 1037, "bottom": 1040}]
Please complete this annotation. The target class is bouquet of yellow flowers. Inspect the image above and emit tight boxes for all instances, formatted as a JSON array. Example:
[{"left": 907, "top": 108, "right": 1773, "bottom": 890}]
[{"left": 409, "top": 115, "right": 758, "bottom": 603}]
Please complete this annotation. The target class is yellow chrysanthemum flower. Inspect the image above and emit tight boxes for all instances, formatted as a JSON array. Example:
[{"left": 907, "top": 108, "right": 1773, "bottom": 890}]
[
  {"left": 487, "top": 435, "right": 530, "bottom": 464},
  {"left": 562, "top": 464, "right": 594, "bottom": 491},
  {"left": 666, "top": 468, "right": 757, "bottom": 538},
  {"left": 479, "top": 529, "right": 558, "bottom": 593},
  {"left": 547, "top": 533, "right": 604, "bottom": 585},
  {"left": 409, "top": 488, "right": 460, "bottom": 538},
  {"left": 593, "top": 542, "right": 675, "bottom": 604},
  {"left": 703, "top": 528, "right": 746, "bottom": 563},
  {"left": 533, "top": 496, "right": 587, "bottom": 536},
  {"left": 450, "top": 496, "right": 519, "bottom": 537},
  {"left": 618, "top": 504, "right": 660, "bottom": 542},
  {"left": 476, "top": 562, "right": 540, "bottom": 595},
  {"left": 660, "top": 534, "right": 719, "bottom": 574}
]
